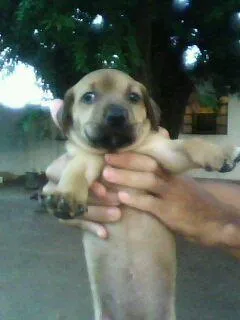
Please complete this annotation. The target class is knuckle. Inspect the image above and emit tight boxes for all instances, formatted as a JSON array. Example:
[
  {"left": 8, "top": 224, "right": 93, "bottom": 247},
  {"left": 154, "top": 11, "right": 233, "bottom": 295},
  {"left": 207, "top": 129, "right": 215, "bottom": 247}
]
[
  {"left": 147, "top": 173, "right": 159, "bottom": 189},
  {"left": 144, "top": 195, "right": 156, "bottom": 209},
  {"left": 127, "top": 153, "right": 141, "bottom": 166},
  {"left": 148, "top": 159, "right": 159, "bottom": 173}
]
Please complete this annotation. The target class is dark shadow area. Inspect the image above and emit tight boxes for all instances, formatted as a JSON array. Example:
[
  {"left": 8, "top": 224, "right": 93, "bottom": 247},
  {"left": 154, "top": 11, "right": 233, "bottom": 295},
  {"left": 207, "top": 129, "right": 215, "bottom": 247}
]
[{"left": 0, "top": 185, "right": 239, "bottom": 320}]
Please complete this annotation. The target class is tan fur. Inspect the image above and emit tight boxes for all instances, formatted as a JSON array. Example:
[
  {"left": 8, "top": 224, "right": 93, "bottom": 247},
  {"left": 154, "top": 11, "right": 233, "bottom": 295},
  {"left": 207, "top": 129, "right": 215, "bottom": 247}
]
[{"left": 43, "top": 69, "right": 240, "bottom": 320}]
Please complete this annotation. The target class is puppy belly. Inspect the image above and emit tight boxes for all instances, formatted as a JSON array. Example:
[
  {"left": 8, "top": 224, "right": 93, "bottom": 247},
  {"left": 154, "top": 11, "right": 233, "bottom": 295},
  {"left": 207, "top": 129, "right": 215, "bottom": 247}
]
[{"left": 83, "top": 207, "right": 176, "bottom": 320}]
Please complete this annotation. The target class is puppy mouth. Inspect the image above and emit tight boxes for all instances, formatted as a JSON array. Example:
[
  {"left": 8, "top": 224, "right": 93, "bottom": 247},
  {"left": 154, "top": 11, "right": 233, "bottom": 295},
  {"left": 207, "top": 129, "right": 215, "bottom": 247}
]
[{"left": 83, "top": 122, "right": 142, "bottom": 151}]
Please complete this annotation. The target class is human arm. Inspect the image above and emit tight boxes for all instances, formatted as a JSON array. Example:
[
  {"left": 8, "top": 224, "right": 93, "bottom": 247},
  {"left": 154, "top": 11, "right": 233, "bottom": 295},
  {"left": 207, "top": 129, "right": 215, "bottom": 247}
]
[{"left": 102, "top": 152, "right": 240, "bottom": 257}]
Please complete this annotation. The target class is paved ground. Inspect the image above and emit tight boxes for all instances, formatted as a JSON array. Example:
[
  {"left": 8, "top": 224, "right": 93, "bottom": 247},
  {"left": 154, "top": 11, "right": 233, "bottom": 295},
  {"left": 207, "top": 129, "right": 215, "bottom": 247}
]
[{"left": 0, "top": 185, "right": 239, "bottom": 320}]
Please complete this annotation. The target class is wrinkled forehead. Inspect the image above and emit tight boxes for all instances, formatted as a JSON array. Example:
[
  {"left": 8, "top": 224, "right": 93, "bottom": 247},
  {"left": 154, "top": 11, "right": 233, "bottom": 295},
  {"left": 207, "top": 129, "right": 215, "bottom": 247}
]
[{"left": 73, "top": 69, "right": 142, "bottom": 97}]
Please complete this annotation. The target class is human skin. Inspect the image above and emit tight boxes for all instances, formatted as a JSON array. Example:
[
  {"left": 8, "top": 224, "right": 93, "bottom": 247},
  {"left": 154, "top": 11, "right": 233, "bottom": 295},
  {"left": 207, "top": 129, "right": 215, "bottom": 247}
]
[
  {"left": 44, "top": 134, "right": 240, "bottom": 258},
  {"left": 102, "top": 153, "right": 240, "bottom": 259}
]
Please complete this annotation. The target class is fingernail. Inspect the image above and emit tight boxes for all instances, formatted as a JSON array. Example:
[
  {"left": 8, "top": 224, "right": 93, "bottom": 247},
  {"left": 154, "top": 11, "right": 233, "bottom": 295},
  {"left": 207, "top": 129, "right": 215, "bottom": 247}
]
[
  {"left": 97, "top": 227, "right": 107, "bottom": 239},
  {"left": 105, "top": 154, "right": 117, "bottom": 163},
  {"left": 96, "top": 185, "right": 106, "bottom": 197},
  {"left": 103, "top": 167, "right": 115, "bottom": 182},
  {"left": 118, "top": 191, "right": 131, "bottom": 203},
  {"left": 107, "top": 208, "right": 121, "bottom": 220}
]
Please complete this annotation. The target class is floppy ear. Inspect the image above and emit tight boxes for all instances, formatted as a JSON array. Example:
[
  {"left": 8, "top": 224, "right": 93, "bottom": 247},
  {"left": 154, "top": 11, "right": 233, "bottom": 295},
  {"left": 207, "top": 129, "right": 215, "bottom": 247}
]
[
  {"left": 50, "top": 90, "right": 74, "bottom": 135},
  {"left": 53, "top": 88, "right": 74, "bottom": 135},
  {"left": 49, "top": 99, "right": 64, "bottom": 130},
  {"left": 141, "top": 86, "right": 161, "bottom": 131}
]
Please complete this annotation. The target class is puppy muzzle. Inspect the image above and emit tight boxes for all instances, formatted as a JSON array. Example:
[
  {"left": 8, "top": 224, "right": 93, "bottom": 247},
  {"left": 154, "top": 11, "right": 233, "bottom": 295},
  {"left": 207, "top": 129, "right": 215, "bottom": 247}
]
[
  {"left": 82, "top": 104, "right": 141, "bottom": 151},
  {"left": 104, "top": 104, "right": 129, "bottom": 128}
]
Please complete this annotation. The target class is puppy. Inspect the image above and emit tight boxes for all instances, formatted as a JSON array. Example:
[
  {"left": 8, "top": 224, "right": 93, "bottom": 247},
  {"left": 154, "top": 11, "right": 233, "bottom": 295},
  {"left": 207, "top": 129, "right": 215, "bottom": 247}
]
[{"left": 43, "top": 69, "right": 240, "bottom": 320}]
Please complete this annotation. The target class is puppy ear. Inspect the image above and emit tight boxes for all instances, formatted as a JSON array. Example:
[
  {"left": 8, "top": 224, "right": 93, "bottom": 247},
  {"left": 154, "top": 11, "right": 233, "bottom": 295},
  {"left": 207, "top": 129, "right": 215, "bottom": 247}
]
[
  {"left": 49, "top": 99, "right": 64, "bottom": 130},
  {"left": 141, "top": 86, "right": 161, "bottom": 131},
  {"left": 59, "top": 88, "right": 74, "bottom": 134},
  {"left": 149, "top": 98, "right": 161, "bottom": 129}
]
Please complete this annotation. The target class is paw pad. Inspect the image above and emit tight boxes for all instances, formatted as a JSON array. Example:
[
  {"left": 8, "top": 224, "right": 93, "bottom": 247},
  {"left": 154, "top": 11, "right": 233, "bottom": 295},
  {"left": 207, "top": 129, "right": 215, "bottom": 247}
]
[{"left": 41, "top": 194, "right": 87, "bottom": 219}]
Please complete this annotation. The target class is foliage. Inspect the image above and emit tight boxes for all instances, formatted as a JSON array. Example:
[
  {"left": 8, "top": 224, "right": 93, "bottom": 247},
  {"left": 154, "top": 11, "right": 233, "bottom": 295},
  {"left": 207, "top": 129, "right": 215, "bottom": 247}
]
[
  {"left": 17, "top": 106, "right": 53, "bottom": 139},
  {"left": 0, "top": 0, "right": 240, "bottom": 136},
  {"left": 0, "top": 0, "right": 144, "bottom": 95},
  {"left": 168, "top": 0, "right": 240, "bottom": 94}
]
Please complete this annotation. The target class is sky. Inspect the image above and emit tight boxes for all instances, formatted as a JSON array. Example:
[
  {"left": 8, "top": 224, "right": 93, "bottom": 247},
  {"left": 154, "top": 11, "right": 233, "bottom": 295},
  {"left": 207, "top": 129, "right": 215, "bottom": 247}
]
[
  {"left": 0, "top": 13, "right": 105, "bottom": 109},
  {"left": 0, "top": 9, "right": 200, "bottom": 109},
  {"left": 0, "top": 63, "right": 53, "bottom": 109},
  {"left": 0, "top": 5, "right": 238, "bottom": 109},
  {"left": 0, "top": 46, "right": 198, "bottom": 109}
]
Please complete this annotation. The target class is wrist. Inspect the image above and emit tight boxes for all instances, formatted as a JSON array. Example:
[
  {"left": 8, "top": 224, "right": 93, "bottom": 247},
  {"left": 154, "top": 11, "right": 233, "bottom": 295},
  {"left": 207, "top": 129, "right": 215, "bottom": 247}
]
[
  {"left": 219, "top": 208, "right": 240, "bottom": 249},
  {"left": 199, "top": 203, "right": 240, "bottom": 249}
]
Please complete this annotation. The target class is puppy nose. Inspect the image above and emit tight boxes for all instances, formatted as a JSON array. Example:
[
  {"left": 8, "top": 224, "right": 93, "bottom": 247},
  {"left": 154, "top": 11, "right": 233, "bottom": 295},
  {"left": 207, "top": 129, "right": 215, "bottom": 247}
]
[{"left": 105, "top": 105, "right": 128, "bottom": 127}]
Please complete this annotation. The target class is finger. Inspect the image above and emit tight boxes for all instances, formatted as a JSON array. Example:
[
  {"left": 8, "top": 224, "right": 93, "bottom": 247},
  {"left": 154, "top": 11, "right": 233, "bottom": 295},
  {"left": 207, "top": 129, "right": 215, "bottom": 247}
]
[
  {"left": 90, "top": 181, "right": 107, "bottom": 198},
  {"left": 105, "top": 154, "right": 168, "bottom": 179},
  {"left": 100, "top": 191, "right": 121, "bottom": 205},
  {"left": 88, "top": 192, "right": 120, "bottom": 206},
  {"left": 89, "top": 183, "right": 120, "bottom": 206},
  {"left": 118, "top": 191, "right": 189, "bottom": 235},
  {"left": 105, "top": 153, "right": 159, "bottom": 172},
  {"left": 84, "top": 205, "right": 121, "bottom": 223},
  {"left": 118, "top": 191, "right": 160, "bottom": 215},
  {"left": 59, "top": 219, "right": 108, "bottom": 239},
  {"left": 103, "top": 166, "right": 164, "bottom": 193}
]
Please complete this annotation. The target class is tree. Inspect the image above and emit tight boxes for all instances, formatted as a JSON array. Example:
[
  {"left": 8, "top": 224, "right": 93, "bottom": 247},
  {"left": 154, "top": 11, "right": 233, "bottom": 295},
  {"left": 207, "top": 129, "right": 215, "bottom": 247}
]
[{"left": 0, "top": 0, "right": 240, "bottom": 137}]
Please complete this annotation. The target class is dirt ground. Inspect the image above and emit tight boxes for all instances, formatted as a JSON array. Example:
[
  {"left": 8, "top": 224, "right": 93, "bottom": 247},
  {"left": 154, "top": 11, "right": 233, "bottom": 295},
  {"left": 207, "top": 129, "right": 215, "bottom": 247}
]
[{"left": 0, "top": 185, "right": 239, "bottom": 320}]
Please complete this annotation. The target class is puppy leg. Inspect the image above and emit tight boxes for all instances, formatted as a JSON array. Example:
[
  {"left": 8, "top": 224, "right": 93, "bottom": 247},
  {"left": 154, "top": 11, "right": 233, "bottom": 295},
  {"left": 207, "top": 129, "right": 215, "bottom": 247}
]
[
  {"left": 44, "top": 153, "right": 104, "bottom": 219},
  {"left": 137, "top": 134, "right": 240, "bottom": 174},
  {"left": 181, "top": 138, "right": 240, "bottom": 173}
]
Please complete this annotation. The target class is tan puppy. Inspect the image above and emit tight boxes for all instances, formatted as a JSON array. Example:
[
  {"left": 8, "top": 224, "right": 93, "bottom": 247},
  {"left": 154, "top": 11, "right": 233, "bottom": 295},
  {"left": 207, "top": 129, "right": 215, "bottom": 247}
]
[{"left": 43, "top": 69, "right": 240, "bottom": 320}]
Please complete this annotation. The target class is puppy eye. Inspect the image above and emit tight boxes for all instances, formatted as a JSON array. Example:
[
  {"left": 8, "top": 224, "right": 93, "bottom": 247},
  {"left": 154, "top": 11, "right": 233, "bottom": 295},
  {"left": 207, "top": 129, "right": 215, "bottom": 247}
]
[
  {"left": 128, "top": 92, "right": 142, "bottom": 103},
  {"left": 81, "top": 92, "right": 97, "bottom": 104}
]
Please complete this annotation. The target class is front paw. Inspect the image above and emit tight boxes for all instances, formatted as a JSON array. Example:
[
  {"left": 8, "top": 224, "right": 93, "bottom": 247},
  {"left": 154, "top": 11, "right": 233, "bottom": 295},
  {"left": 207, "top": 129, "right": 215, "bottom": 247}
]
[
  {"left": 218, "top": 146, "right": 240, "bottom": 173},
  {"left": 205, "top": 146, "right": 240, "bottom": 173},
  {"left": 43, "top": 193, "right": 87, "bottom": 219}
]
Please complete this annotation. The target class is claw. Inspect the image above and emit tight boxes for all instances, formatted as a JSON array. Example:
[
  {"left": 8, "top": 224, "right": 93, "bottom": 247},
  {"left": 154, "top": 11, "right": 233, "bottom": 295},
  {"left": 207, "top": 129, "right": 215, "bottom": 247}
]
[
  {"left": 234, "top": 153, "right": 240, "bottom": 164},
  {"left": 54, "top": 209, "right": 73, "bottom": 220},
  {"left": 219, "top": 160, "right": 235, "bottom": 173},
  {"left": 58, "top": 197, "right": 71, "bottom": 212},
  {"left": 40, "top": 193, "right": 87, "bottom": 219},
  {"left": 45, "top": 194, "right": 58, "bottom": 208},
  {"left": 76, "top": 205, "right": 88, "bottom": 216}
]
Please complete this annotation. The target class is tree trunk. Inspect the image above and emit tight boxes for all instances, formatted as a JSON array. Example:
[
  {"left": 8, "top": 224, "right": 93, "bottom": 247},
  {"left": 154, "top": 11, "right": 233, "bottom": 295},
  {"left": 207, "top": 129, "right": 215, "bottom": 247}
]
[
  {"left": 151, "top": 38, "right": 194, "bottom": 138},
  {"left": 133, "top": 3, "right": 194, "bottom": 138},
  {"left": 132, "top": 0, "right": 153, "bottom": 89}
]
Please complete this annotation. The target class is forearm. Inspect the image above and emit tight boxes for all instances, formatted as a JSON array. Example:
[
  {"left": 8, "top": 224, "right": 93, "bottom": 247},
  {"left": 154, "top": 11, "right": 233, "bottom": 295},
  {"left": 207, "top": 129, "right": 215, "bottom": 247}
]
[
  {"left": 199, "top": 180, "right": 240, "bottom": 254},
  {"left": 201, "top": 180, "right": 240, "bottom": 209}
]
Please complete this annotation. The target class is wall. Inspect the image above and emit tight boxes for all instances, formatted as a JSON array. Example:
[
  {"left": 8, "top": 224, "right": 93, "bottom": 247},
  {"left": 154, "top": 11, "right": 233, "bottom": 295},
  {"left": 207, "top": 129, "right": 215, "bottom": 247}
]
[
  {"left": 179, "top": 95, "right": 240, "bottom": 180},
  {"left": 0, "top": 106, "right": 64, "bottom": 175},
  {"left": 1, "top": 96, "right": 240, "bottom": 179}
]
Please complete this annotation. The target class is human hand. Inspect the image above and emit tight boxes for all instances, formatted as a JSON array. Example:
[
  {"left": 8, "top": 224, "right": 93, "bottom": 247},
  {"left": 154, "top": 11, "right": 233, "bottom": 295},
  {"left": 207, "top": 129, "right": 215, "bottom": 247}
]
[
  {"left": 42, "top": 125, "right": 169, "bottom": 239},
  {"left": 103, "top": 152, "right": 237, "bottom": 247},
  {"left": 43, "top": 153, "right": 121, "bottom": 239}
]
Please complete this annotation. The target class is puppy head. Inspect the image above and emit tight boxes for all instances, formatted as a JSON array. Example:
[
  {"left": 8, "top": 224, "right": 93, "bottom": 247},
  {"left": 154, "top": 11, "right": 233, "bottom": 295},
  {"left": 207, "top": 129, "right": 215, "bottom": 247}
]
[{"left": 60, "top": 69, "right": 160, "bottom": 151}]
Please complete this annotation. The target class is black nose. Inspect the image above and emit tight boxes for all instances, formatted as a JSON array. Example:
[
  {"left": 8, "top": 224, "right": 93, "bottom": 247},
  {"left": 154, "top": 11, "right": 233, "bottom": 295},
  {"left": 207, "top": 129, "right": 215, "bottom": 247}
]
[{"left": 105, "top": 105, "right": 128, "bottom": 127}]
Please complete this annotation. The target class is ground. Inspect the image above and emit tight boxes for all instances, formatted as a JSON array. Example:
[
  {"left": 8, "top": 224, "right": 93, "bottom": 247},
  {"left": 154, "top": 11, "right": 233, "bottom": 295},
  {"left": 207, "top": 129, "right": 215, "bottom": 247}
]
[{"left": 0, "top": 185, "right": 239, "bottom": 320}]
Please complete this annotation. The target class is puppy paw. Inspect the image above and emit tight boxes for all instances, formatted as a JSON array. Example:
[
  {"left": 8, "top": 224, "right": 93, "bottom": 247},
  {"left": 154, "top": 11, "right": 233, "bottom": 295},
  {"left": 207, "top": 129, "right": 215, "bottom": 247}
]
[
  {"left": 204, "top": 146, "right": 240, "bottom": 173},
  {"left": 218, "top": 146, "right": 240, "bottom": 173},
  {"left": 42, "top": 193, "right": 87, "bottom": 219}
]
